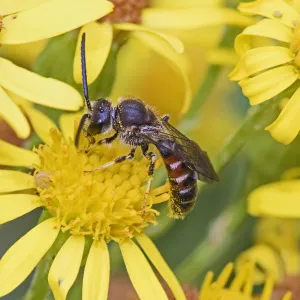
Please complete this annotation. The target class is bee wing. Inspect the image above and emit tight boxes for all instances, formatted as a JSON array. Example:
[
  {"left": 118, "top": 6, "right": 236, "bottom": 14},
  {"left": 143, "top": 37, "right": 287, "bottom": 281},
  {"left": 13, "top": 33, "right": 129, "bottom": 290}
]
[{"left": 140, "top": 120, "right": 219, "bottom": 182}]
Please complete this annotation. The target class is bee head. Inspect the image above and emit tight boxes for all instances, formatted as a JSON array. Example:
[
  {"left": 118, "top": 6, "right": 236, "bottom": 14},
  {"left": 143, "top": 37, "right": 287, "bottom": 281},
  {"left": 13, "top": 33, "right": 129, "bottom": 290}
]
[
  {"left": 75, "top": 33, "right": 114, "bottom": 147},
  {"left": 87, "top": 99, "right": 112, "bottom": 135}
]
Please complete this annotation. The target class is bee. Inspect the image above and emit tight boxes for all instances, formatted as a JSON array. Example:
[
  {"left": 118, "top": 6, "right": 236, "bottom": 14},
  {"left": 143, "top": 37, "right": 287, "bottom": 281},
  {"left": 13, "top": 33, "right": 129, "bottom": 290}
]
[{"left": 76, "top": 33, "right": 219, "bottom": 218}]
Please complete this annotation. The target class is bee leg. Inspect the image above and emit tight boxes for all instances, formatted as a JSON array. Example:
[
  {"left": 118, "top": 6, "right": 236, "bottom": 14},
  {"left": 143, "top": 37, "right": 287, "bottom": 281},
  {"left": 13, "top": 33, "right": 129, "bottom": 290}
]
[
  {"left": 162, "top": 114, "right": 170, "bottom": 122},
  {"left": 97, "top": 132, "right": 118, "bottom": 146},
  {"left": 84, "top": 147, "right": 136, "bottom": 174},
  {"left": 86, "top": 134, "right": 95, "bottom": 145},
  {"left": 142, "top": 145, "right": 157, "bottom": 212},
  {"left": 75, "top": 113, "right": 91, "bottom": 147},
  {"left": 81, "top": 132, "right": 118, "bottom": 153},
  {"left": 78, "top": 133, "right": 95, "bottom": 153}
]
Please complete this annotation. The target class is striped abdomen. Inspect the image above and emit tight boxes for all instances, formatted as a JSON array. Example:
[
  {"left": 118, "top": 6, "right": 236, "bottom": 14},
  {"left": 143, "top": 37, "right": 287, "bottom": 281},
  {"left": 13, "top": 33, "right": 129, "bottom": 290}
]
[{"left": 158, "top": 147, "right": 198, "bottom": 219}]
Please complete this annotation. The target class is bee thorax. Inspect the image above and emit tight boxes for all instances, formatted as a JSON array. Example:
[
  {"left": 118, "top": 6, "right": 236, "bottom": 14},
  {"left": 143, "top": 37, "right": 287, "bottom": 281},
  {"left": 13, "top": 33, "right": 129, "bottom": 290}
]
[{"left": 119, "top": 129, "right": 145, "bottom": 147}]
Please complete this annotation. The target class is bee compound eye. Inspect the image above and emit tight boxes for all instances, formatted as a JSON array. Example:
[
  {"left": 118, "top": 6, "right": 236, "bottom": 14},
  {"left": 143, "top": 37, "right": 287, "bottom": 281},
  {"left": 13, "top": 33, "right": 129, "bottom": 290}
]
[{"left": 100, "top": 108, "right": 104, "bottom": 113}]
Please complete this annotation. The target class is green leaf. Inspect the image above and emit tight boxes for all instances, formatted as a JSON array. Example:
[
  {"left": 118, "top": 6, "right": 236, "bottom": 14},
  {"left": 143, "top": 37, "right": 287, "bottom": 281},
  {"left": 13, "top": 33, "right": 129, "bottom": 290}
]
[
  {"left": 33, "top": 31, "right": 79, "bottom": 89},
  {"left": 33, "top": 30, "right": 120, "bottom": 101}
]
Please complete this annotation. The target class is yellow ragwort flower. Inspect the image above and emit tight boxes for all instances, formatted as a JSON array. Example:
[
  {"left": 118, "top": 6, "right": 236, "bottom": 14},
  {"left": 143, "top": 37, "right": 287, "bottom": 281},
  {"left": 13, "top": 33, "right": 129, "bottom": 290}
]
[
  {"left": 235, "top": 218, "right": 300, "bottom": 285},
  {"left": 242, "top": 167, "right": 300, "bottom": 287},
  {"left": 0, "top": 0, "right": 116, "bottom": 140},
  {"left": 0, "top": 115, "right": 184, "bottom": 300},
  {"left": 248, "top": 167, "right": 300, "bottom": 218},
  {"left": 230, "top": 0, "right": 300, "bottom": 145},
  {"left": 199, "top": 262, "right": 292, "bottom": 300},
  {"left": 73, "top": 0, "right": 253, "bottom": 120}
]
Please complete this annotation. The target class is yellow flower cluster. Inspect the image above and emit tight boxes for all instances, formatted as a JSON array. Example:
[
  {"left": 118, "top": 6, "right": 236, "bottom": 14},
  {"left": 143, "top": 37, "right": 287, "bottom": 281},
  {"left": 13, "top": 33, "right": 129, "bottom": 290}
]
[
  {"left": 36, "top": 129, "right": 160, "bottom": 240},
  {"left": 236, "top": 218, "right": 300, "bottom": 284},
  {"left": 234, "top": 166, "right": 300, "bottom": 293},
  {"left": 0, "top": 121, "right": 185, "bottom": 300},
  {"left": 199, "top": 262, "right": 291, "bottom": 300},
  {"left": 248, "top": 167, "right": 300, "bottom": 218},
  {"left": 1, "top": 1, "right": 290, "bottom": 300},
  {"left": 231, "top": 0, "right": 300, "bottom": 144}
]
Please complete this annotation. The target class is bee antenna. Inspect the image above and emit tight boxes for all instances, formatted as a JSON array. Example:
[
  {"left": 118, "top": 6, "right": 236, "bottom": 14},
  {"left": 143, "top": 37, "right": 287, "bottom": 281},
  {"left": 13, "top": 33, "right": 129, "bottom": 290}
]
[{"left": 81, "top": 33, "right": 92, "bottom": 111}]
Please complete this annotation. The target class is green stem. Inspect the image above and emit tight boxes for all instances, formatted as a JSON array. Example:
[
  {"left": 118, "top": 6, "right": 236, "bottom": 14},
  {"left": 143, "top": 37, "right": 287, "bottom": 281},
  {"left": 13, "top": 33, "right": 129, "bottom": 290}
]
[
  {"left": 184, "top": 65, "right": 221, "bottom": 121},
  {"left": 175, "top": 100, "right": 280, "bottom": 281},
  {"left": 24, "top": 211, "right": 68, "bottom": 300},
  {"left": 213, "top": 100, "right": 280, "bottom": 171}
]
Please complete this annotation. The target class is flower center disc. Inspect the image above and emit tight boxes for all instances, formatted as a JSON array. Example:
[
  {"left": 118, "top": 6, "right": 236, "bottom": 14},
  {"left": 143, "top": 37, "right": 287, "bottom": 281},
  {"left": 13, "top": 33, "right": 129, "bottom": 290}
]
[
  {"left": 34, "top": 129, "right": 159, "bottom": 242},
  {"left": 101, "top": 0, "right": 150, "bottom": 24}
]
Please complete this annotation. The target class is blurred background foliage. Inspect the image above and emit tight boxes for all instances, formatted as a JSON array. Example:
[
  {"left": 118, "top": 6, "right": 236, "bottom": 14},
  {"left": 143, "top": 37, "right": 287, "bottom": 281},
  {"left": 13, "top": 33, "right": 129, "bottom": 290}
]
[{"left": 1, "top": 0, "right": 300, "bottom": 299}]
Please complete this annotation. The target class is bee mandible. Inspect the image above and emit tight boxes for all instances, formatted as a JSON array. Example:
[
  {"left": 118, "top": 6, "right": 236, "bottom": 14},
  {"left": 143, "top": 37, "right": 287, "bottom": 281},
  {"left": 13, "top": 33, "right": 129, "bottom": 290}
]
[{"left": 75, "top": 33, "right": 219, "bottom": 218}]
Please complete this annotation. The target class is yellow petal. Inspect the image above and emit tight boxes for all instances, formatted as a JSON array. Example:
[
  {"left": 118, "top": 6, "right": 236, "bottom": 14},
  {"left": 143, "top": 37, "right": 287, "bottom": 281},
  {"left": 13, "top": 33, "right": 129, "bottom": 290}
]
[
  {"left": 243, "top": 263, "right": 254, "bottom": 296},
  {"left": 114, "top": 23, "right": 184, "bottom": 54},
  {"left": 0, "top": 218, "right": 59, "bottom": 297},
  {"left": 119, "top": 239, "right": 168, "bottom": 300},
  {"left": 150, "top": 0, "right": 222, "bottom": 8},
  {"left": 0, "top": 0, "right": 114, "bottom": 44},
  {"left": 83, "top": 240, "right": 110, "bottom": 300},
  {"left": 172, "top": 29, "right": 217, "bottom": 92},
  {"left": 110, "top": 36, "right": 190, "bottom": 120},
  {"left": 136, "top": 234, "right": 185, "bottom": 300},
  {"left": 239, "top": 65, "right": 298, "bottom": 105},
  {"left": 142, "top": 8, "right": 253, "bottom": 29},
  {"left": 4, "top": 89, "right": 29, "bottom": 106},
  {"left": 248, "top": 180, "right": 300, "bottom": 217},
  {"left": 199, "top": 271, "right": 214, "bottom": 299},
  {"left": 236, "top": 245, "right": 283, "bottom": 284},
  {"left": 230, "top": 46, "right": 293, "bottom": 81},
  {"left": 74, "top": 22, "right": 113, "bottom": 84},
  {"left": 0, "top": 0, "right": 46, "bottom": 16},
  {"left": 235, "top": 19, "right": 293, "bottom": 56},
  {"left": 0, "top": 139, "right": 39, "bottom": 167},
  {"left": 254, "top": 218, "right": 298, "bottom": 251},
  {"left": 214, "top": 263, "right": 234, "bottom": 290},
  {"left": 260, "top": 275, "right": 274, "bottom": 300},
  {"left": 253, "top": 219, "right": 300, "bottom": 276},
  {"left": 0, "top": 194, "right": 42, "bottom": 225},
  {"left": 0, "top": 170, "right": 35, "bottom": 193},
  {"left": 116, "top": 25, "right": 188, "bottom": 102},
  {"left": 0, "top": 39, "right": 48, "bottom": 69},
  {"left": 0, "top": 58, "right": 82, "bottom": 110},
  {"left": 59, "top": 113, "right": 81, "bottom": 141},
  {"left": 266, "top": 87, "right": 300, "bottom": 144},
  {"left": 282, "top": 292, "right": 292, "bottom": 300},
  {"left": 207, "top": 48, "right": 238, "bottom": 66},
  {"left": 0, "top": 170, "right": 36, "bottom": 193},
  {"left": 48, "top": 235, "right": 85, "bottom": 300},
  {"left": 0, "top": 86, "right": 30, "bottom": 138},
  {"left": 218, "top": 290, "right": 253, "bottom": 300},
  {"left": 131, "top": 31, "right": 191, "bottom": 115},
  {"left": 230, "top": 264, "right": 250, "bottom": 291},
  {"left": 239, "top": 0, "right": 299, "bottom": 28},
  {"left": 22, "top": 104, "right": 58, "bottom": 145},
  {"left": 282, "top": 167, "right": 300, "bottom": 180}
]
